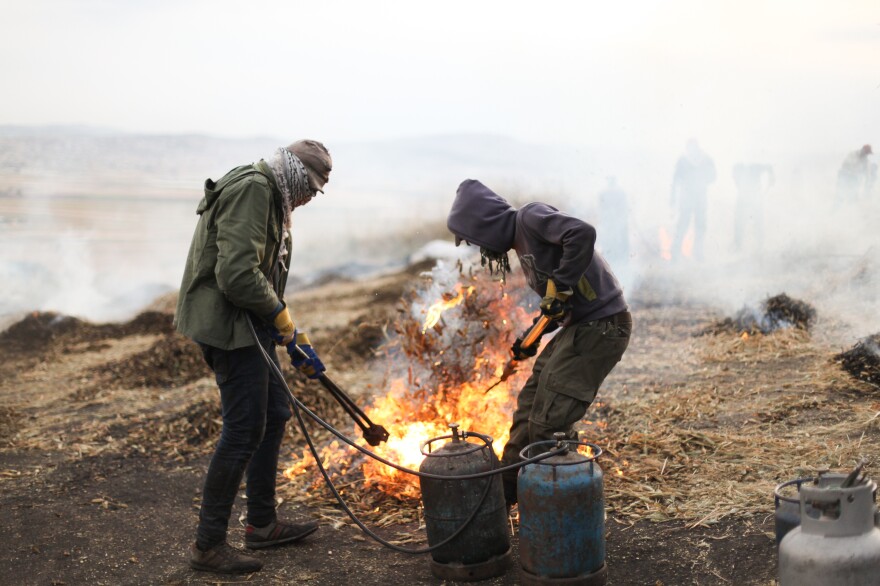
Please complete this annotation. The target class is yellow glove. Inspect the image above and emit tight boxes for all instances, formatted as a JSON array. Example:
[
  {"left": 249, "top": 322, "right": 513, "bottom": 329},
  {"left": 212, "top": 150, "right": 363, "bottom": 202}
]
[
  {"left": 540, "top": 279, "right": 573, "bottom": 321},
  {"left": 272, "top": 306, "right": 296, "bottom": 345}
]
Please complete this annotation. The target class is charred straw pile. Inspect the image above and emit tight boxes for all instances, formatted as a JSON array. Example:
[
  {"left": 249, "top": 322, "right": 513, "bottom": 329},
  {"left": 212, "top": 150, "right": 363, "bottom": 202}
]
[
  {"left": 835, "top": 334, "right": 880, "bottom": 386},
  {"left": 702, "top": 293, "right": 817, "bottom": 335},
  {"left": 92, "top": 333, "right": 210, "bottom": 389},
  {"left": 0, "top": 310, "right": 174, "bottom": 353}
]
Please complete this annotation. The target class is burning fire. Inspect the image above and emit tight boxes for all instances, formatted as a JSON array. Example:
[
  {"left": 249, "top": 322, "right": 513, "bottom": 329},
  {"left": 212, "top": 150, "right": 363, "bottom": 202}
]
[
  {"left": 658, "top": 227, "right": 672, "bottom": 261},
  {"left": 657, "top": 226, "right": 694, "bottom": 260},
  {"left": 421, "top": 284, "right": 470, "bottom": 333},
  {"left": 284, "top": 267, "right": 536, "bottom": 500},
  {"left": 681, "top": 232, "right": 694, "bottom": 258}
]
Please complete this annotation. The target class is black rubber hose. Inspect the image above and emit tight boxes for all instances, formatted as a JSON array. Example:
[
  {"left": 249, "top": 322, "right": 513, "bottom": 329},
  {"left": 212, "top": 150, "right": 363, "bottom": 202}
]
[{"left": 244, "top": 314, "right": 563, "bottom": 553}]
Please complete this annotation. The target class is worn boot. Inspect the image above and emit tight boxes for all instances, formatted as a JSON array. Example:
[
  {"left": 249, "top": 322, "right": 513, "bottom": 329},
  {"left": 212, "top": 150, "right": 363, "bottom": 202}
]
[
  {"left": 189, "top": 541, "right": 263, "bottom": 574},
  {"left": 245, "top": 519, "right": 318, "bottom": 549}
]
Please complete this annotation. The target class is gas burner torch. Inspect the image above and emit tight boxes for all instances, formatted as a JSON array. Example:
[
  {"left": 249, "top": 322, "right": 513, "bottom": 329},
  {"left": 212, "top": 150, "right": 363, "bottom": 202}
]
[
  {"left": 483, "top": 314, "right": 552, "bottom": 394},
  {"left": 289, "top": 343, "right": 390, "bottom": 446}
]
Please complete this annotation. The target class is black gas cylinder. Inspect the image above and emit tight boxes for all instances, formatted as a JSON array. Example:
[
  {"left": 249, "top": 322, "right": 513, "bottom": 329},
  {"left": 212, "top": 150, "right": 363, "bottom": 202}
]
[
  {"left": 774, "top": 477, "right": 814, "bottom": 546},
  {"left": 418, "top": 423, "right": 511, "bottom": 581}
]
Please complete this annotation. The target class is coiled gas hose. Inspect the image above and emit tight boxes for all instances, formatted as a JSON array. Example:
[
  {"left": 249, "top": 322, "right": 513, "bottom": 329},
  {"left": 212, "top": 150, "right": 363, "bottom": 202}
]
[{"left": 245, "top": 314, "right": 565, "bottom": 554}]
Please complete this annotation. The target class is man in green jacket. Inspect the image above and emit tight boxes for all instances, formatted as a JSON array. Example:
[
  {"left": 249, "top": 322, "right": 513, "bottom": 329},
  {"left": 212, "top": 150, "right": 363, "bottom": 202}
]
[{"left": 175, "top": 139, "right": 332, "bottom": 574}]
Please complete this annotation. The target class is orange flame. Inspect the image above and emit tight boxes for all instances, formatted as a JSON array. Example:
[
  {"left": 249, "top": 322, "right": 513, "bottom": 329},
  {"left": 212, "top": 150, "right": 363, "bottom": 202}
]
[
  {"left": 421, "top": 284, "right": 468, "bottom": 333},
  {"left": 577, "top": 444, "right": 597, "bottom": 458},
  {"left": 658, "top": 227, "right": 672, "bottom": 261},
  {"left": 681, "top": 231, "right": 694, "bottom": 258},
  {"left": 285, "top": 273, "right": 535, "bottom": 501}
]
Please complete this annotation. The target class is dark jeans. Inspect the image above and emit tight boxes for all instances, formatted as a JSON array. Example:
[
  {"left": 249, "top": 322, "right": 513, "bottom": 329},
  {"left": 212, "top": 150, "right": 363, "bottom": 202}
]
[
  {"left": 501, "top": 311, "right": 632, "bottom": 504},
  {"left": 195, "top": 329, "right": 292, "bottom": 550}
]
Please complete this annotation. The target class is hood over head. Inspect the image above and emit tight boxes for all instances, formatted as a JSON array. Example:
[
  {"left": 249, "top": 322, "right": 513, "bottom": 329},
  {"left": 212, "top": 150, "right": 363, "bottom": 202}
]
[{"left": 447, "top": 179, "right": 517, "bottom": 253}]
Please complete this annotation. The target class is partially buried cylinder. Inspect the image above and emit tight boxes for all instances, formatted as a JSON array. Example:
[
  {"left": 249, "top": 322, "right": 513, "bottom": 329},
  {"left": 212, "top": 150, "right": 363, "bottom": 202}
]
[{"left": 418, "top": 423, "right": 511, "bottom": 581}]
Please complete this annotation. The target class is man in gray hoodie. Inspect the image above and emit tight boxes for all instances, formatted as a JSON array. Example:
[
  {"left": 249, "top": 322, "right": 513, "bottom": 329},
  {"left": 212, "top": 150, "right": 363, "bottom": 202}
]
[{"left": 447, "top": 179, "right": 632, "bottom": 506}]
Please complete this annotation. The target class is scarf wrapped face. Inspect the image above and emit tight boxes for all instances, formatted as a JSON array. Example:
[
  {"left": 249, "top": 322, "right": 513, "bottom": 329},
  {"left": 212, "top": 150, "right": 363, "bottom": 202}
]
[
  {"left": 268, "top": 147, "right": 314, "bottom": 230},
  {"left": 268, "top": 147, "right": 314, "bottom": 267}
]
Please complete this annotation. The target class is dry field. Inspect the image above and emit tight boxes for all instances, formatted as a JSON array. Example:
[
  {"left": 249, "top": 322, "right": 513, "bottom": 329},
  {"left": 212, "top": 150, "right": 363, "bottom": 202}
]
[{"left": 1, "top": 259, "right": 877, "bottom": 585}]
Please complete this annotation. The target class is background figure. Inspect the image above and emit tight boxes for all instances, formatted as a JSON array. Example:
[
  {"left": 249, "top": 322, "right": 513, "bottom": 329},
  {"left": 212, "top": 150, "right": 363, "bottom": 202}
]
[
  {"left": 866, "top": 160, "right": 877, "bottom": 200},
  {"left": 597, "top": 176, "right": 630, "bottom": 268},
  {"left": 836, "top": 144, "right": 873, "bottom": 203},
  {"left": 731, "top": 163, "right": 774, "bottom": 254},
  {"left": 670, "top": 139, "right": 716, "bottom": 261}
]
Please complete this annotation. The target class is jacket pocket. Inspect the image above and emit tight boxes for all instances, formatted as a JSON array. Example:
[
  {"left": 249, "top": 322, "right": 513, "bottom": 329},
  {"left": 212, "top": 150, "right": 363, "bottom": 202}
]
[
  {"left": 576, "top": 275, "right": 598, "bottom": 301},
  {"left": 546, "top": 371, "right": 597, "bottom": 403}
]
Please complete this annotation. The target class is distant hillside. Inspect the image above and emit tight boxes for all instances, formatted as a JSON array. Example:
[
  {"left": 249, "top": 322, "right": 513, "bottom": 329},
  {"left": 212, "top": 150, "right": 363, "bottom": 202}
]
[{"left": 0, "top": 126, "right": 605, "bottom": 201}]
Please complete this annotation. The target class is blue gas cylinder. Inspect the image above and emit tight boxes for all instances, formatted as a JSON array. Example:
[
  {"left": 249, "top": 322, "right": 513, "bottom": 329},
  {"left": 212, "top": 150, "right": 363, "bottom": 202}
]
[{"left": 518, "top": 433, "right": 606, "bottom": 585}]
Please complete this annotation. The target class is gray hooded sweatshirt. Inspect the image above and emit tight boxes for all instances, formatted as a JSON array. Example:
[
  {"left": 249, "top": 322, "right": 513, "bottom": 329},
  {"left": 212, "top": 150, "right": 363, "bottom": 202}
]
[{"left": 447, "top": 179, "right": 628, "bottom": 324}]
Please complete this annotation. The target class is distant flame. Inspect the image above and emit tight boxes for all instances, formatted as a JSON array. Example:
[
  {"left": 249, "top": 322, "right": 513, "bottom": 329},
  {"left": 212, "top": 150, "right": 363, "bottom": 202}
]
[
  {"left": 681, "top": 231, "right": 694, "bottom": 258},
  {"left": 658, "top": 227, "right": 672, "bottom": 261},
  {"left": 659, "top": 226, "right": 695, "bottom": 259}
]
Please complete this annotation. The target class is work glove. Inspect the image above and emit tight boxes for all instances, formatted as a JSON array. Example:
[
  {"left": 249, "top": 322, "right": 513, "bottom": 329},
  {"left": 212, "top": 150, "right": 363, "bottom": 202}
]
[
  {"left": 287, "top": 330, "right": 326, "bottom": 380},
  {"left": 510, "top": 336, "right": 539, "bottom": 361},
  {"left": 271, "top": 304, "right": 296, "bottom": 345},
  {"left": 509, "top": 315, "right": 558, "bottom": 361},
  {"left": 540, "top": 278, "right": 573, "bottom": 321}
]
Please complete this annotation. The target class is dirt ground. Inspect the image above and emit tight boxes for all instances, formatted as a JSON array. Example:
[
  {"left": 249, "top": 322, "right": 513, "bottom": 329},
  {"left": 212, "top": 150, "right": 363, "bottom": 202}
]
[{"left": 1, "top": 260, "right": 876, "bottom": 586}]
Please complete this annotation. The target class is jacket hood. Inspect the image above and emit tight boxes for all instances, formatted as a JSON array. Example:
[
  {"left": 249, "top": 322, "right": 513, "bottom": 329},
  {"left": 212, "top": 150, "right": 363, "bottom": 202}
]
[{"left": 447, "top": 179, "right": 517, "bottom": 252}]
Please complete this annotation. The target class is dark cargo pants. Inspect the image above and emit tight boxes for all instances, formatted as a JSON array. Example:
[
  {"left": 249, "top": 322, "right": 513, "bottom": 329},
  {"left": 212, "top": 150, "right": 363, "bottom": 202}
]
[
  {"left": 501, "top": 311, "right": 632, "bottom": 504},
  {"left": 195, "top": 328, "right": 292, "bottom": 550}
]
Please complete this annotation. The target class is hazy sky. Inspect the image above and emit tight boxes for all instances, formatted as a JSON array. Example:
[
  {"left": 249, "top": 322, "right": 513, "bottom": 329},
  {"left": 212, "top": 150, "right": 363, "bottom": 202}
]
[{"left": 3, "top": 0, "right": 878, "bottom": 155}]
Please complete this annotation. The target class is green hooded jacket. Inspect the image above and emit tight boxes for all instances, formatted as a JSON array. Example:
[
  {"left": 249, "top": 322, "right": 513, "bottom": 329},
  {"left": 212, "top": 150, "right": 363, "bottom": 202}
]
[{"left": 174, "top": 161, "right": 291, "bottom": 349}]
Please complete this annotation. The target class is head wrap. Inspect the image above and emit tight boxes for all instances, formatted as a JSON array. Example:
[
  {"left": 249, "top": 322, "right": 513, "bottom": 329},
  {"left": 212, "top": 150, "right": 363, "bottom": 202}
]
[
  {"left": 267, "top": 147, "right": 313, "bottom": 267},
  {"left": 288, "top": 139, "right": 332, "bottom": 194},
  {"left": 268, "top": 147, "right": 313, "bottom": 228}
]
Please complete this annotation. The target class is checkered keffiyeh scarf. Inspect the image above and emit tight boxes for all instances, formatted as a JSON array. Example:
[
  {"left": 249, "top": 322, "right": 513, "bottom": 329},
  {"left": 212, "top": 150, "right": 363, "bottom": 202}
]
[
  {"left": 268, "top": 147, "right": 313, "bottom": 228},
  {"left": 268, "top": 147, "right": 313, "bottom": 265}
]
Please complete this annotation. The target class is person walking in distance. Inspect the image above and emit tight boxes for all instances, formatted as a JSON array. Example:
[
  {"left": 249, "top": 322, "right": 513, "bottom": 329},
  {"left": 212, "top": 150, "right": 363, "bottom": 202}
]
[{"left": 670, "top": 139, "right": 716, "bottom": 261}]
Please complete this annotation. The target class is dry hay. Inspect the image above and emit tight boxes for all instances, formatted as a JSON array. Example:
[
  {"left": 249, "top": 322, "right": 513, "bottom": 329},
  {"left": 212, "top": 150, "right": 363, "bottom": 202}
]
[
  {"left": 587, "top": 328, "right": 880, "bottom": 527},
  {"left": 835, "top": 333, "right": 880, "bottom": 386},
  {"left": 278, "top": 312, "right": 880, "bottom": 532},
  {"left": 320, "top": 313, "right": 391, "bottom": 371},
  {"left": 90, "top": 332, "right": 210, "bottom": 389},
  {"left": 61, "top": 369, "right": 354, "bottom": 463},
  {"left": 702, "top": 293, "right": 817, "bottom": 335},
  {"left": 122, "top": 389, "right": 222, "bottom": 459},
  {"left": 0, "top": 406, "right": 18, "bottom": 447},
  {"left": 4, "top": 310, "right": 355, "bottom": 462}
]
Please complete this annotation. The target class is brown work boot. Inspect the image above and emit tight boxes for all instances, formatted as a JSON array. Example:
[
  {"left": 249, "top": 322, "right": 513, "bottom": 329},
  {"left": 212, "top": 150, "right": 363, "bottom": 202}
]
[
  {"left": 189, "top": 541, "right": 263, "bottom": 574},
  {"left": 245, "top": 519, "right": 318, "bottom": 549}
]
